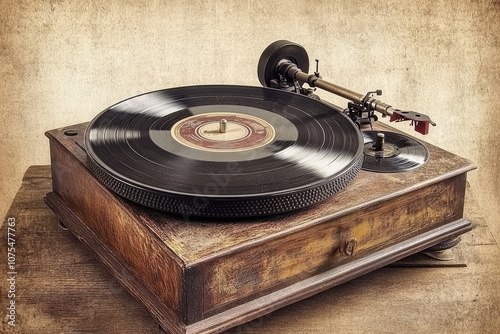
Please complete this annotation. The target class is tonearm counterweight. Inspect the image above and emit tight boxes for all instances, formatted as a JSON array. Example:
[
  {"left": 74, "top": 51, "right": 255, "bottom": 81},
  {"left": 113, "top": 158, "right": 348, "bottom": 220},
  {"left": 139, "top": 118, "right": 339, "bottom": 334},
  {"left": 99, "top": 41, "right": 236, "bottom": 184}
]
[{"left": 258, "top": 40, "right": 436, "bottom": 135}]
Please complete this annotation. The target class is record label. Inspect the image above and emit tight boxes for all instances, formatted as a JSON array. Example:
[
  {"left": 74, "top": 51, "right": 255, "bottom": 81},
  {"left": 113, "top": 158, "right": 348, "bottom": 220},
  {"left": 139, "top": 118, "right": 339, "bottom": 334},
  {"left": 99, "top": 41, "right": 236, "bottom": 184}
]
[{"left": 171, "top": 112, "right": 276, "bottom": 152}]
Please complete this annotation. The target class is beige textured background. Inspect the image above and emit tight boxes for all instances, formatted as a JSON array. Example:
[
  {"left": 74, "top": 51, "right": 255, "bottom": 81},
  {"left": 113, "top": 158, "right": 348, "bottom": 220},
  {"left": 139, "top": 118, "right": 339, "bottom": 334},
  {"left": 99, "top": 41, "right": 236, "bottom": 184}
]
[{"left": 1, "top": 0, "right": 499, "bottom": 244}]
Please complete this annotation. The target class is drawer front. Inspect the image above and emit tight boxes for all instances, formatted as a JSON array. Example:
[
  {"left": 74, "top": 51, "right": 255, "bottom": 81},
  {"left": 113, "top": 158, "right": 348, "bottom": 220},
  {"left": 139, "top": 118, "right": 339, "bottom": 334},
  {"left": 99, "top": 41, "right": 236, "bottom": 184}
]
[{"left": 202, "top": 174, "right": 466, "bottom": 316}]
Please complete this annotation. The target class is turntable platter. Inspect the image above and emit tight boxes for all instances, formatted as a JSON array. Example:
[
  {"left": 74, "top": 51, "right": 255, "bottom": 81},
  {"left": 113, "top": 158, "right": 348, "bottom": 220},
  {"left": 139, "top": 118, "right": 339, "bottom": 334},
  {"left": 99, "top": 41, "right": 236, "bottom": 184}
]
[{"left": 84, "top": 85, "right": 363, "bottom": 218}]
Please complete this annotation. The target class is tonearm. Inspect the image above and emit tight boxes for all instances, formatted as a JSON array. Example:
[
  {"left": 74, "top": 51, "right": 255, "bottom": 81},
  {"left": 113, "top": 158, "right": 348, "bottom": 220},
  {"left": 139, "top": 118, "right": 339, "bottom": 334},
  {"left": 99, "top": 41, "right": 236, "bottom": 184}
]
[{"left": 258, "top": 40, "right": 436, "bottom": 135}]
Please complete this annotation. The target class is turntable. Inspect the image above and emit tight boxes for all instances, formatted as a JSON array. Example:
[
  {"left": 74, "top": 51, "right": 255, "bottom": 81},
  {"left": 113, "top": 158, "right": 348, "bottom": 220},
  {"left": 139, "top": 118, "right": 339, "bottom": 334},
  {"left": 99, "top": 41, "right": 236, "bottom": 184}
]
[{"left": 44, "top": 41, "right": 475, "bottom": 334}]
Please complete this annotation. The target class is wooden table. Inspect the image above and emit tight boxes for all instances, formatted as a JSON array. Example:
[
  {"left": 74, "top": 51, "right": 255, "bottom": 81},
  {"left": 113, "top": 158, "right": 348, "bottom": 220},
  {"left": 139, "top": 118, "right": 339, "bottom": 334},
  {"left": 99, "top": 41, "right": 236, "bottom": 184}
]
[{"left": 1, "top": 165, "right": 499, "bottom": 333}]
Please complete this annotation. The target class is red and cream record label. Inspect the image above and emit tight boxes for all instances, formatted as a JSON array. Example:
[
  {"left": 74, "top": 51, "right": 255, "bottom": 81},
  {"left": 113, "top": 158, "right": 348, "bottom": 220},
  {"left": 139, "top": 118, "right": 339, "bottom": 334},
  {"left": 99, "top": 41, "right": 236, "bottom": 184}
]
[{"left": 171, "top": 112, "right": 275, "bottom": 152}]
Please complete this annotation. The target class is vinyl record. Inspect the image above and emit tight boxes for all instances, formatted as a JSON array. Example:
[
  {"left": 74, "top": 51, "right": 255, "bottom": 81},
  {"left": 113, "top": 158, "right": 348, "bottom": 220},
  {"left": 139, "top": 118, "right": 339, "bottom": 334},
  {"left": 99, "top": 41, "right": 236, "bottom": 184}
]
[
  {"left": 84, "top": 85, "right": 364, "bottom": 218},
  {"left": 361, "top": 131, "right": 429, "bottom": 173}
]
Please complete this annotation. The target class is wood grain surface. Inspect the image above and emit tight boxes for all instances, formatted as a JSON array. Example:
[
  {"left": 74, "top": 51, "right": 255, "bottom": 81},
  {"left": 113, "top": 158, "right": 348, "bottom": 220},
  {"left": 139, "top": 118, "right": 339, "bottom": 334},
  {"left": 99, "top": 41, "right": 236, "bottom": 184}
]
[
  {"left": 1, "top": 165, "right": 499, "bottom": 333},
  {"left": 43, "top": 120, "right": 475, "bottom": 333}
]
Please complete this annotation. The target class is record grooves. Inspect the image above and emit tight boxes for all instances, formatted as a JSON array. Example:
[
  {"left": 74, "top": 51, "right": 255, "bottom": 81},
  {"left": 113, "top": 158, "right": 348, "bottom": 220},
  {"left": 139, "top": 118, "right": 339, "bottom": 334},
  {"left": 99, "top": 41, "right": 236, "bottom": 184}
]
[
  {"left": 84, "top": 85, "right": 364, "bottom": 218},
  {"left": 361, "top": 131, "right": 429, "bottom": 173}
]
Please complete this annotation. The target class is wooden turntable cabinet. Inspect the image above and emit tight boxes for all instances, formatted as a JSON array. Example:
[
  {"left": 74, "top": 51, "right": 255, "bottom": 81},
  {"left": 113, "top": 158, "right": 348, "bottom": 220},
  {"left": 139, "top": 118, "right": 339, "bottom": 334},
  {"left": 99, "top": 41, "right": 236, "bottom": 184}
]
[
  {"left": 45, "top": 120, "right": 474, "bottom": 334},
  {"left": 44, "top": 40, "right": 476, "bottom": 333}
]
